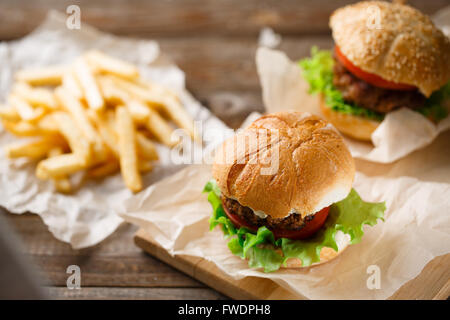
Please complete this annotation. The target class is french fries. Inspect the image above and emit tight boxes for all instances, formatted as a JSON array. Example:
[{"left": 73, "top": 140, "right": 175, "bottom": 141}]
[
  {"left": 74, "top": 57, "right": 104, "bottom": 110},
  {"left": 110, "top": 75, "right": 196, "bottom": 139},
  {"left": 15, "top": 65, "right": 66, "bottom": 86},
  {"left": 62, "top": 70, "right": 83, "bottom": 100},
  {"left": 36, "top": 114, "right": 60, "bottom": 133},
  {"left": 116, "top": 106, "right": 142, "bottom": 192},
  {"left": 138, "top": 159, "right": 153, "bottom": 174},
  {"left": 136, "top": 132, "right": 159, "bottom": 161},
  {"left": 126, "top": 99, "right": 151, "bottom": 123},
  {"left": 52, "top": 112, "right": 91, "bottom": 164},
  {"left": 145, "top": 107, "right": 178, "bottom": 147},
  {"left": 86, "top": 50, "right": 139, "bottom": 79},
  {"left": 5, "top": 136, "right": 66, "bottom": 160},
  {"left": 0, "top": 104, "right": 20, "bottom": 122},
  {"left": 47, "top": 147, "right": 72, "bottom": 193},
  {"left": 98, "top": 74, "right": 178, "bottom": 146},
  {"left": 54, "top": 87, "right": 107, "bottom": 163},
  {"left": 97, "top": 75, "right": 129, "bottom": 105},
  {"left": 87, "top": 110, "right": 119, "bottom": 157},
  {"left": 158, "top": 95, "right": 197, "bottom": 141},
  {"left": 36, "top": 153, "right": 86, "bottom": 180},
  {"left": 12, "top": 82, "right": 57, "bottom": 110},
  {"left": 8, "top": 94, "right": 44, "bottom": 121},
  {"left": 87, "top": 160, "right": 120, "bottom": 179},
  {"left": 2, "top": 50, "right": 196, "bottom": 193},
  {"left": 2, "top": 119, "right": 56, "bottom": 137},
  {"left": 55, "top": 87, "right": 98, "bottom": 142}
]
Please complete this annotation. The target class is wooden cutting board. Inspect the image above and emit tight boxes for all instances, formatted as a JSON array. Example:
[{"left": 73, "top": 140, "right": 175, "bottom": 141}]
[{"left": 134, "top": 229, "right": 450, "bottom": 300}]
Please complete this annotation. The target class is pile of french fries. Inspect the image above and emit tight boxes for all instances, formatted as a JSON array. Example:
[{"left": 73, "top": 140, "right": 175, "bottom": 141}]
[{"left": 0, "top": 50, "right": 196, "bottom": 193}]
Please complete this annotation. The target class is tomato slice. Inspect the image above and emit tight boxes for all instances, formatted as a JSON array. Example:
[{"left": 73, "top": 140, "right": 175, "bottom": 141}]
[
  {"left": 334, "top": 45, "right": 416, "bottom": 91},
  {"left": 273, "top": 206, "right": 330, "bottom": 240},
  {"left": 223, "top": 205, "right": 259, "bottom": 232},
  {"left": 222, "top": 200, "right": 330, "bottom": 240}
]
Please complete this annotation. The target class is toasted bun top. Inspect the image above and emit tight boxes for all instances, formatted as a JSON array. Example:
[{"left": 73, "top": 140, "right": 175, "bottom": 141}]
[
  {"left": 330, "top": 1, "right": 450, "bottom": 97},
  {"left": 212, "top": 111, "right": 355, "bottom": 219}
]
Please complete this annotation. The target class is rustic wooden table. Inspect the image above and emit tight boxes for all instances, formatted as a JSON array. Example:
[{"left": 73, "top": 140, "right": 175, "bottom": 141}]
[{"left": 0, "top": 0, "right": 448, "bottom": 300}]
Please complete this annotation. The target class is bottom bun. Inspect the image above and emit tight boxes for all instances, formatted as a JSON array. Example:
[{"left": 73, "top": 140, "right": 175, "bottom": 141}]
[{"left": 319, "top": 95, "right": 380, "bottom": 142}]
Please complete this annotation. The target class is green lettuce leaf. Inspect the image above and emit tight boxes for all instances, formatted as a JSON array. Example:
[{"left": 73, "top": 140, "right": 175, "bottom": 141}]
[
  {"left": 417, "top": 82, "right": 450, "bottom": 122},
  {"left": 204, "top": 179, "right": 385, "bottom": 272},
  {"left": 204, "top": 180, "right": 236, "bottom": 236},
  {"left": 299, "top": 47, "right": 449, "bottom": 122}
]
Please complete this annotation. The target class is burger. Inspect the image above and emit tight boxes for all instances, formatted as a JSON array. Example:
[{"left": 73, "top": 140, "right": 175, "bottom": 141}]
[
  {"left": 204, "top": 111, "right": 385, "bottom": 272},
  {"left": 300, "top": 1, "right": 450, "bottom": 141}
]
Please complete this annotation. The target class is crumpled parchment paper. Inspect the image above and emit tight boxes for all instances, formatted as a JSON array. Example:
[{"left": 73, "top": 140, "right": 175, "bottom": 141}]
[{"left": 0, "top": 11, "right": 227, "bottom": 249}]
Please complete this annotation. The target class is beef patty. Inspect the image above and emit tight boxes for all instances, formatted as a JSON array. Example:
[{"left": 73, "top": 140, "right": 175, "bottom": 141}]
[
  {"left": 222, "top": 196, "right": 315, "bottom": 231},
  {"left": 332, "top": 54, "right": 425, "bottom": 113}
]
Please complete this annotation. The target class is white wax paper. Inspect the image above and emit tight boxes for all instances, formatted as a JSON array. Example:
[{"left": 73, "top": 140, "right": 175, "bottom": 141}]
[{"left": 0, "top": 12, "right": 227, "bottom": 249}]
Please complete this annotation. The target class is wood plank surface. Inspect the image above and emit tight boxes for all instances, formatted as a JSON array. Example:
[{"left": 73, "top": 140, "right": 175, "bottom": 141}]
[
  {"left": 159, "top": 36, "right": 333, "bottom": 128},
  {"left": 134, "top": 229, "right": 298, "bottom": 300},
  {"left": 44, "top": 287, "right": 226, "bottom": 300},
  {"left": 3, "top": 212, "right": 201, "bottom": 288},
  {"left": 135, "top": 229, "right": 450, "bottom": 300},
  {"left": 0, "top": 0, "right": 447, "bottom": 40}
]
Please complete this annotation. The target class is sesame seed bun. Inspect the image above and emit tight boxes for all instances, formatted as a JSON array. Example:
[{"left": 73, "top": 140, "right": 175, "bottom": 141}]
[
  {"left": 319, "top": 95, "right": 379, "bottom": 142},
  {"left": 330, "top": 1, "right": 450, "bottom": 97},
  {"left": 212, "top": 111, "right": 355, "bottom": 220}
]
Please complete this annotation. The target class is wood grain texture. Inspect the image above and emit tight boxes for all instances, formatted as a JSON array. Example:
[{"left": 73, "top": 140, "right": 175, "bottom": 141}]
[
  {"left": 134, "top": 229, "right": 298, "bottom": 300},
  {"left": 135, "top": 229, "right": 450, "bottom": 300},
  {"left": 433, "top": 280, "right": 450, "bottom": 300},
  {"left": 0, "top": 0, "right": 447, "bottom": 40},
  {"left": 44, "top": 287, "right": 226, "bottom": 300},
  {"left": 3, "top": 212, "right": 205, "bottom": 288},
  {"left": 388, "top": 254, "right": 450, "bottom": 300},
  {"left": 158, "top": 36, "right": 332, "bottom": 91},
  {"left": 158, "top": 35, "right": 332, "bottom": 128},
  {"left": 34, "top": 255, "right": 203, "bottom": 288}
]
